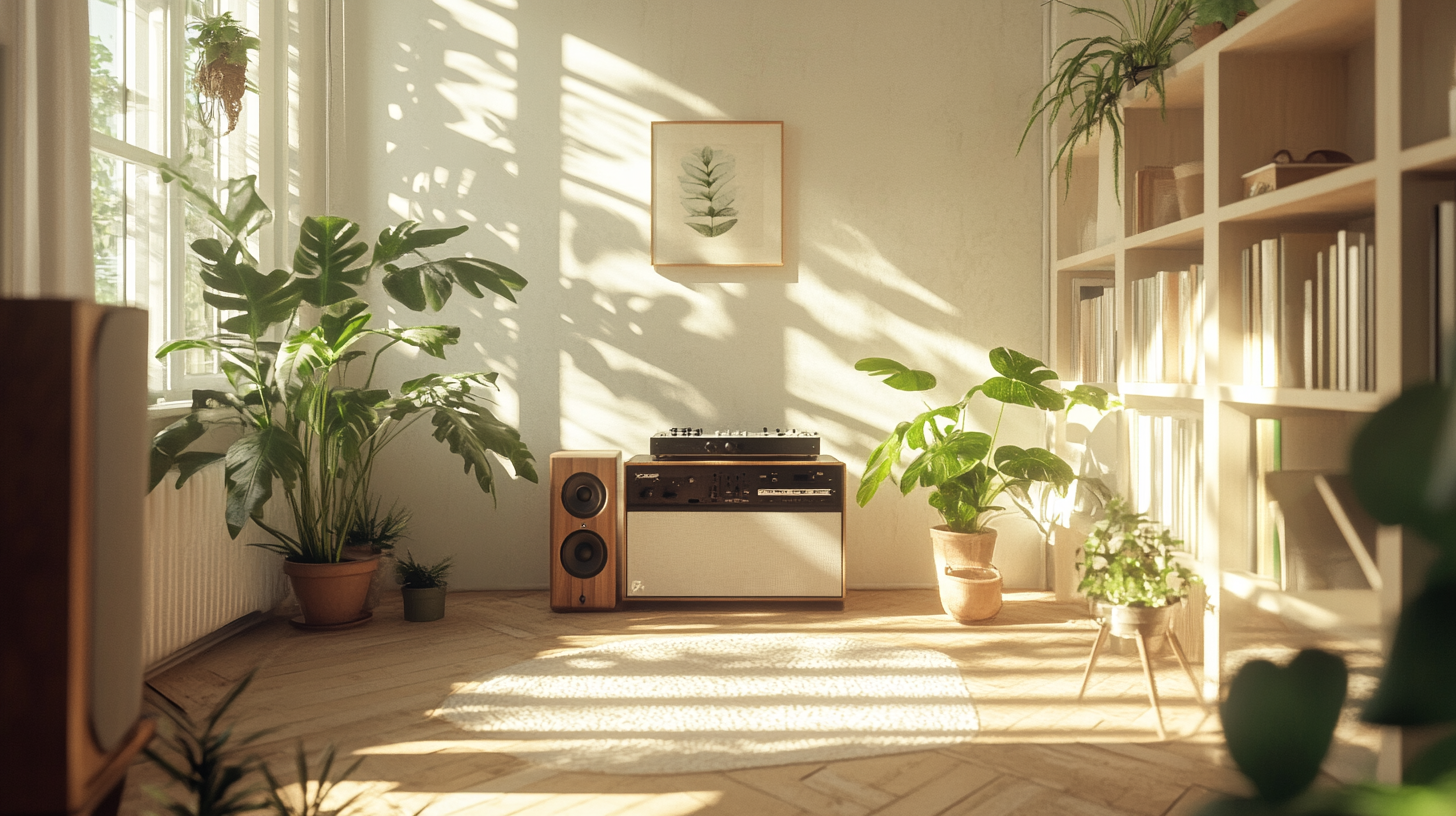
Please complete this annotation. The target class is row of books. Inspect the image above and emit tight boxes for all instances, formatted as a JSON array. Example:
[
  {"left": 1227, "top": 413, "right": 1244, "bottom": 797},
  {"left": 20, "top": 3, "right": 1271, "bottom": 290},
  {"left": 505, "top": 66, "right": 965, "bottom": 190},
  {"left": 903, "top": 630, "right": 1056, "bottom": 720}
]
[
  {"left": 1129, "top": 266, "right": 1204, "bottom": 384},
  {"left": 1070, "top": 279, "right": 1115, "bottom": 383},
  {"left": 1434, "top": 201, "right": 1455, "bottom": 382},
  {"left": 1128, "top": 410, "right": 1202, "bottom": 559},
  {"left": 1242, "top": 231, "right": 1375, "bottom": 391}
]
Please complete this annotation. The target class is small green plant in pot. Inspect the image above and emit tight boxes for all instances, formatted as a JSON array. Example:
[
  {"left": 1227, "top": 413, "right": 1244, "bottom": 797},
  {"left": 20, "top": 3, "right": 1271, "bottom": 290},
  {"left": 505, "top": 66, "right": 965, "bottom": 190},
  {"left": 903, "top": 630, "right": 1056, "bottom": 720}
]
[
  {"left": 396, "top": 551, "right": 453, "bottom": 622},
  {"left": 856, "top": 348, "right": 1110, "bottom": 622},
  {"left": 345, "top": 497, "right": 412, "bottom": 611},
  {"left": 1076, "top": 496, "right": 1201, "bottom": 617}
]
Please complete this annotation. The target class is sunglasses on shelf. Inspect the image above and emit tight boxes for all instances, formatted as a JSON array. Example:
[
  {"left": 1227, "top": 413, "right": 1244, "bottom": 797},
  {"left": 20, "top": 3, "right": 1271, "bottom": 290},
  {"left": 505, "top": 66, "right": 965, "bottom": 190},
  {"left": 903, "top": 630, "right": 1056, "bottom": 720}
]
[{"left": 1271, "top": 149, "right": 1354, "bottom": 165}]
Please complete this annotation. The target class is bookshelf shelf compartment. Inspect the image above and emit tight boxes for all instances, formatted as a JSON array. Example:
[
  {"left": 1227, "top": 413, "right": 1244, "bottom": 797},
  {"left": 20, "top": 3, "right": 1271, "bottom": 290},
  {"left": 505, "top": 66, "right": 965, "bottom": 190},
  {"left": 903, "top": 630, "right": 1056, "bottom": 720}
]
[
  {"left": 1054, "top": 246, "right": 1116, "bottom": 274},
  {"left": 1402, "top": 136, "right": 1456, "bottom": 174},
  {"left": 1216, "top": 385, "right": 1385, "bottom": 414},
  {"left": 1125, "top": 214, "right": 1205, "bottom": 251},
  {"left": 1220, "top": 162, "right": 1376, "bottom": 224}
]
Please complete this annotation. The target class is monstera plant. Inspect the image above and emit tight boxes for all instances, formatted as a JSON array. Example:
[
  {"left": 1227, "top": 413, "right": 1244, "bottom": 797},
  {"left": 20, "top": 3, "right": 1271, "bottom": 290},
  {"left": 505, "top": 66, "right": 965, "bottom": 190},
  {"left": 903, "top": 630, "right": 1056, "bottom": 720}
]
[
  {"left": 147, "top": 168, "right": 536, "bottom": 624},
  {"left": 857, "top": 348, "right": 1109, "bottom": 621}
]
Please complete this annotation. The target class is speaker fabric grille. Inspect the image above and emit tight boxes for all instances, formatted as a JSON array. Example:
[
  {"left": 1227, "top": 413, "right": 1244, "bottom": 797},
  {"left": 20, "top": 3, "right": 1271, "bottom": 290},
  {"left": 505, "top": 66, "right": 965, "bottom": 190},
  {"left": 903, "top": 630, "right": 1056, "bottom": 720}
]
[{"left": 626, "top": 511, "right": 842, "bottom": 598}]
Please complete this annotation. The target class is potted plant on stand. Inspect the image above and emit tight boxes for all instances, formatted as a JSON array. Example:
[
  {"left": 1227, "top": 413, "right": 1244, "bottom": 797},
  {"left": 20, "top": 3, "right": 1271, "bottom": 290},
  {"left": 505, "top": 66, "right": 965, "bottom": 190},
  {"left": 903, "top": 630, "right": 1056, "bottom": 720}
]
[
  {"left": 1074, "top": 496, "right": 1204, "bottom": 738},
  {"left": 856, "top": 348, "right": 1110, "bottom": 622},
  {"left": 396, "top": 551, "right": 453, "bottom": 622},
  {"left": 148, "top": 169, "right": 537, "bottom": 630}
]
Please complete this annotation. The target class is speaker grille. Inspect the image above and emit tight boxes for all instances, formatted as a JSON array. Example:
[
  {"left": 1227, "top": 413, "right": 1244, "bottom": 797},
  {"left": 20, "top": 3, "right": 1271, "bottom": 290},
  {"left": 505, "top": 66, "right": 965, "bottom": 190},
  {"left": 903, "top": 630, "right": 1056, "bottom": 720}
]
[{"left": 626, "top": 511, "right": 842, "bottom": 597}]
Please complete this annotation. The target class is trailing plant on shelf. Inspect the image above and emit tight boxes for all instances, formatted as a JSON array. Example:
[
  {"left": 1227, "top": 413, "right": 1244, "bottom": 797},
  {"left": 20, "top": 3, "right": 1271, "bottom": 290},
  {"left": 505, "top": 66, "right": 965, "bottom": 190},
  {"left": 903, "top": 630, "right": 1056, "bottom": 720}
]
[
  {"left": 1020, "top": 0, "right": 1196, "bottom": 200},
  {"left": 856, "top": 348, "right": 1111, "bottom": 534},
  {"left": 395, "top": 551, "right": 453, "bottom": 589},
  {"left": 1077, "top": 496, "right": 1201, "bottom": 608},
  {"left": 147, "top": 168, "right": 538, "bottom": 566},
  {"left": 188, "top": 12, "right": 259, "bottom": 135}
]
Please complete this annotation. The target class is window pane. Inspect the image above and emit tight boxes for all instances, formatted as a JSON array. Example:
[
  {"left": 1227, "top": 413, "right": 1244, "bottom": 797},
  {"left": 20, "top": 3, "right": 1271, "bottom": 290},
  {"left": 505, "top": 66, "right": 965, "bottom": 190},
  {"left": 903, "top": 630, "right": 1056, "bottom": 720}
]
[
  {"left": 92, "top": 150, "right": 124, "bottom": 304},
  {"left": 183, "top": 198, "right": 221, "bottom": 378},
  {"left": 127, "top": 0, "right": 170, "bottom": 155},
  {"left": 89, "top": 0, "right": 123, "bottom": 139},
  {"left": 124, "top": 163, "right": 171, "bottom": 398}
]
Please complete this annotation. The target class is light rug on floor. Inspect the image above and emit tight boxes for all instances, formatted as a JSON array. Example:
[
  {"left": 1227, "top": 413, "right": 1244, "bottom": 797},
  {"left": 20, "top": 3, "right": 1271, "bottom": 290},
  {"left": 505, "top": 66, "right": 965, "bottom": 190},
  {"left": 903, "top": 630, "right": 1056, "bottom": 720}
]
[{"left": 435, "top": 633, "right": 980, "bottom": 774}]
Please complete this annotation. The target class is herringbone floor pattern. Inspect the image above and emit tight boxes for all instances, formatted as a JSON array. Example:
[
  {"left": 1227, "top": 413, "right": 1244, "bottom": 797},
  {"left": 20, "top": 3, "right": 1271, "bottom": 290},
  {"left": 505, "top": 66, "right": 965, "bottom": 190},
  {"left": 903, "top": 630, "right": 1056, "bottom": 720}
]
[{"left": 120, "top": 590, "right": 1380, "bottom": 815}]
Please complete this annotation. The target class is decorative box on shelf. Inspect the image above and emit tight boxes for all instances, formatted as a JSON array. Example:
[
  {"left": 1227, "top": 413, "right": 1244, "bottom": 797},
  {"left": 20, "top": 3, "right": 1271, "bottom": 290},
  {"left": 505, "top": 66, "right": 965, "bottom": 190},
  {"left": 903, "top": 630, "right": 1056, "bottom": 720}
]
[
  {"left": 1135, "top": 167, "right": 1178, "bottom": 233},
  {"left": 1242, "top": 161, "right": 1352, "bottom": 199}
]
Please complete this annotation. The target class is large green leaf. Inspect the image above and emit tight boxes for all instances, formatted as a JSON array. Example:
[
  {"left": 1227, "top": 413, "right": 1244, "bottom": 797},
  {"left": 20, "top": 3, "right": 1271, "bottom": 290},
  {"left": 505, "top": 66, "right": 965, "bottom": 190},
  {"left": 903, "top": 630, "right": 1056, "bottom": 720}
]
[
  {"left": 382, "top": 257, "right": 527, "bottom": 312},
  {"left": 1221, "top": 649, "right": 1347, "bottom": 804},
  {"left": 223, "top": 426, "right": 304, "bottom": 538},
  {"left": 855, "top": 357, "right": 937, "bottom": 392},
  {"left": 904, "top": 405, "right": 960, "bottom": 450},
  {"left": 1362, "top": 579, "right": 1456, "bottom": 726},
  {"left": 1350, "top": 382, "right": 1456, "bottom": 552},
  {"left": 900, "top": 431, "right": 991, "bottom": 494},
  {"left": 1064, "top": 383, "right": 1114, "bottom": 411},
  {"left": 994, "top": 445, "right": 1075, "bottom": 491},
  {"left": 974, "top": 348, "right": 1067, "bottom": 410},
  {"left": 292, "top": 216, "right": 368, "bottom": 308},
  {"left": 857, "top": 422, "right": 910, "bottom": 507},
  {"left": 150, "top": 413, "right": 208, "bottom": 491},
  {"left": 371, "top": 221, "right": 468, "bottom": 268},
  {"left": 321, "top": 387, "right": 390, "bottom": 463},
  {"left": 367, "top": 325, "right": 460, "bottom": 359},
  {"left": 159, "top": 167, "right": 272, "bottom": 257},
  {"left": 193, "top": 238, "right": 300, "bottom": 340},
  {"left": 396, "top": 373, "right": 537, "bottom": 494},
  {"left": 319, "top": 300, "right": 370, "bottom": 348}
]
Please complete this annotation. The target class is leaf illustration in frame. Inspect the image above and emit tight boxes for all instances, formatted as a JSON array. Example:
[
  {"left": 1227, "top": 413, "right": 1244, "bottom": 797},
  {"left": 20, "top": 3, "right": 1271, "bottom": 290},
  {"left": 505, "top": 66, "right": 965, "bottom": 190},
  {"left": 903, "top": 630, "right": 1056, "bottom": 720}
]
[{"left": 679, "top": 146, "right": 738, "bottom": 238}]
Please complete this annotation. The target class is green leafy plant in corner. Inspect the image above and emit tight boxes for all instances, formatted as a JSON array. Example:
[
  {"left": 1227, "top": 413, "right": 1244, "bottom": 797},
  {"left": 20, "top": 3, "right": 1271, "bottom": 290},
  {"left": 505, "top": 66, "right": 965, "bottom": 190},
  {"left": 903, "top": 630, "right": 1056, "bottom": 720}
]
[
  {"left": 395, "top": 550, "right": 453, "bottom": 589},
  {"left": 1077, "top": 496, "right": 1201, "bottom": 608},
  {"left": 147, "top": 168, "right": 538, "bottom": 564},
  {"left": 1020, "top": 0, "right": 1196, "bottom": 201},
  {"left": 143, "top": 668, "right": 272, "bottom": 816},
  {"left": 856, "top": 348, "right": 1111, "bottom": 534},
  {"left": 187, "top": 12, "right": 260, "bottom": 135},
  {"left": 1196, "top": 378, "right": 1456, "bottom": 814},
  {"left": 1192, "top": 0, "right": 1258, "bottom": 30},
  {"left": 679, "top": 146, "right": 738, "bottom": 237}
]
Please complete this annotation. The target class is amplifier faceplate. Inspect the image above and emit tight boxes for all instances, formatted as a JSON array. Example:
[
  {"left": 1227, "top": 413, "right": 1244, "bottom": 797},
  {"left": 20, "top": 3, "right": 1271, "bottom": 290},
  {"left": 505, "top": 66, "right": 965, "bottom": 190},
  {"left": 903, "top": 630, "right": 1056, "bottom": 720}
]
[{"left": 625, "top": 455, "right": 843, "bottom": 510}]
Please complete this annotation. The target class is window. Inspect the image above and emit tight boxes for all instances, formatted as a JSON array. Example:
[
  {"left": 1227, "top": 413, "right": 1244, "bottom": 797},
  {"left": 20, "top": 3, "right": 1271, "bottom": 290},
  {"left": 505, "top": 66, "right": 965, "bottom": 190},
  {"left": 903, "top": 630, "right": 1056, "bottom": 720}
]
[{"left": 89, "top": 0, "right": 301, "bottom": 403}]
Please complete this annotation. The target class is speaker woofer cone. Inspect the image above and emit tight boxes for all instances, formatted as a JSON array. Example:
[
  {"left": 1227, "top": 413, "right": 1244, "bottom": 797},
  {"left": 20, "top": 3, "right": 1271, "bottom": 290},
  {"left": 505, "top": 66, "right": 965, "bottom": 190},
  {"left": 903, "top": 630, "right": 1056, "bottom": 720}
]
[
  {"left": 561, "top": 472, "right": 607, "bottom": 518},
  {"left": 560, "top": 530, "right": 608, "bottom": 579}
]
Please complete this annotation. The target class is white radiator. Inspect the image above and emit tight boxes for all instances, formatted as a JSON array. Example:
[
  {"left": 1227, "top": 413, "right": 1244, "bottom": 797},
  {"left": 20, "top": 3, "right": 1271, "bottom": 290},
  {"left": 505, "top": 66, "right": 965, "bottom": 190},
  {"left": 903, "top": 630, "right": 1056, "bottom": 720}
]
[{"left": 141, "top": 463, "right": 287, "bottom": 670}]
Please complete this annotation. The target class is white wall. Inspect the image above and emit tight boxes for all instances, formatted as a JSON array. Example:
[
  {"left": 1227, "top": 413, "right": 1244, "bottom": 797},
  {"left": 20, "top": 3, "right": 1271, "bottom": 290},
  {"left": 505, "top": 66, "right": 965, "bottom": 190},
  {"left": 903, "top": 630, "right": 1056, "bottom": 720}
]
[{"left": 338, "top": 0, "right": 1051, "bottom": 590}]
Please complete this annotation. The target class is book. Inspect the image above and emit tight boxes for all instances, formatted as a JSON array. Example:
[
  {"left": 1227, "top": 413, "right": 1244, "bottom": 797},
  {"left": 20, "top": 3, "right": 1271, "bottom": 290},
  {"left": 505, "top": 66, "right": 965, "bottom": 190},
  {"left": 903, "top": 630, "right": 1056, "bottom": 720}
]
[
  {"left": 1438, "top": 202, "right": 1456, "bottom": 382},
  {"left": 1261, "top": 238, "right": 1280, "bottom": 387},
  {"left": 1279, "top": 233, "right": 1337, "bottom": 389}
]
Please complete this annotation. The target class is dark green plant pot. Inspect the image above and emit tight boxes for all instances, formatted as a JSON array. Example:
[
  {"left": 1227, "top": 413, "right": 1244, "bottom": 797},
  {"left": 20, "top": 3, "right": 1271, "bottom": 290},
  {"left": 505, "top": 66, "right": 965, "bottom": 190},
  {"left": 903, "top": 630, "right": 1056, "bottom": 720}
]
[{"left": 402, "top": 586, "right": 446, "bottom": 622}]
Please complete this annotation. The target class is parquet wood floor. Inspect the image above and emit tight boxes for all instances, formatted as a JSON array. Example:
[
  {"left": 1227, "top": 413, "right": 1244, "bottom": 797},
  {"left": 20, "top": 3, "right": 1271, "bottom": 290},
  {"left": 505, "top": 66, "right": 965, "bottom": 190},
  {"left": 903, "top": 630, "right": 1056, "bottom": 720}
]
[{"left": 119, "top": 590, "right": 1380, "bottom": 816}]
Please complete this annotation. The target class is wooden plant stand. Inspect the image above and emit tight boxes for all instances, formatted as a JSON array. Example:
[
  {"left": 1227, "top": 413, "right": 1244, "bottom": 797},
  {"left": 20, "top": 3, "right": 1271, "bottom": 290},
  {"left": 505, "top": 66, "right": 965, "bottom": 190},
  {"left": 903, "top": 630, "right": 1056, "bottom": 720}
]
[{"left": 1076, "top": 614, "right": 1207, "bottom": 740}]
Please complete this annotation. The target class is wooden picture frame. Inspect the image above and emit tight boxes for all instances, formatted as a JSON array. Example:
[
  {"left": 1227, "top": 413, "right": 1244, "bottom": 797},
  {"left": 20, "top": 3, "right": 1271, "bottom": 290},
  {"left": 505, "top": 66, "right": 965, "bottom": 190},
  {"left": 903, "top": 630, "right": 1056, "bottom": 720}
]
[{"left": 651, "top": 120, "right": 783, "bottom": 267}]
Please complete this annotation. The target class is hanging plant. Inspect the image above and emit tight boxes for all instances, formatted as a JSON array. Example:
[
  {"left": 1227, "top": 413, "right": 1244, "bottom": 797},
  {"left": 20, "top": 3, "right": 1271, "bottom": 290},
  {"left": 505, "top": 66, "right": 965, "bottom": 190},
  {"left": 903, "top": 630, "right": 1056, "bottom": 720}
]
[{"left": 188, "top": 12, "right": 259, "bottom": 135}]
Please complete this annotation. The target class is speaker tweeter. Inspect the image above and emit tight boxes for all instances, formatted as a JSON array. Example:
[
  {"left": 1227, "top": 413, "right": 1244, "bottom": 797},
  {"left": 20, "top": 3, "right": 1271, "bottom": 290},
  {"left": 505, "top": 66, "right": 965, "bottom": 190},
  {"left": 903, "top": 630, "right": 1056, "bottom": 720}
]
[{"left": 549, "top": 451, "right": 620, "bottom": 611}]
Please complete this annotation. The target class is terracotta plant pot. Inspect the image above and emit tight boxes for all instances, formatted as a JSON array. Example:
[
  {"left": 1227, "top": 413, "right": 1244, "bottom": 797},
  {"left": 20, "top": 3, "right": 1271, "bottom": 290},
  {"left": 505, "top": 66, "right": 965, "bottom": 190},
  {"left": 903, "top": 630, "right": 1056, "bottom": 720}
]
[
  {"left": 283, "top": 557, "right": 378, "bottom": 628},
  {"left": 1190, "top": 11, "right": 1248, "bottom": 49},
  {"left": 342, "top": 546, "right": 389, "bottom": 611},
  {"left": 402, "top": 586, "right": 447, "bottom": 622},
  {"left": 939, "top": 565, "right": 1003, "bottom": 623},
  {"left": 929, "top": 527, "right": 1000, "bottom": 623}
]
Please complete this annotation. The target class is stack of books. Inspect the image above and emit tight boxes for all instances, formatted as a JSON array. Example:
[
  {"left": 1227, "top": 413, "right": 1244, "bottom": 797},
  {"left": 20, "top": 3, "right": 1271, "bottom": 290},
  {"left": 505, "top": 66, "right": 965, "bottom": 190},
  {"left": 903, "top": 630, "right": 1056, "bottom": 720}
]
[
  {"left": 1069, "top": 278, "right": 1115, "bottom": 382},
  {"left": 1129, "top": 265, "right": 1204, "bottom": 384},
  {"left": 1242, "top": 231, "right": 1374, "bottom": 391},
  {"left": 1128, "top": 410, "right": 1203, "bottom": 559}
]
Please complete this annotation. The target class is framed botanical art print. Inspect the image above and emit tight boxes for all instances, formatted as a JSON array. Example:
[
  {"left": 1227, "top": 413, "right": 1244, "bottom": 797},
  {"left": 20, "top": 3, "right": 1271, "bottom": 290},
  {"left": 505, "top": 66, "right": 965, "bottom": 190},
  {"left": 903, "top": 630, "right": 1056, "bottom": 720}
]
[{"left": 651, "top": 120, "right": 783, "bottom": 267}]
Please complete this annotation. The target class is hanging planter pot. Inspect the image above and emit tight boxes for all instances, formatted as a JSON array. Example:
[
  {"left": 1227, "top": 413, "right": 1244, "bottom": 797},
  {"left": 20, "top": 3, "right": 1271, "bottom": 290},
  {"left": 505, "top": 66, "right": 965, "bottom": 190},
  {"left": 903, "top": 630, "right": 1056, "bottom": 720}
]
[{"left": 187, "top": 12, "right": 259, "bottom": 135}]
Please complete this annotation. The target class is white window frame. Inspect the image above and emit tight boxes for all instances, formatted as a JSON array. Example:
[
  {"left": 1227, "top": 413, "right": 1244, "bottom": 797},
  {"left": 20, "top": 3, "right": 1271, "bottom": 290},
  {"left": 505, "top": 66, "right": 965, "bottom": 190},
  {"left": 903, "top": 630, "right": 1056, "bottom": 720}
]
[{"left": 90, "top": 0, "right": 303, "bottom": 406}]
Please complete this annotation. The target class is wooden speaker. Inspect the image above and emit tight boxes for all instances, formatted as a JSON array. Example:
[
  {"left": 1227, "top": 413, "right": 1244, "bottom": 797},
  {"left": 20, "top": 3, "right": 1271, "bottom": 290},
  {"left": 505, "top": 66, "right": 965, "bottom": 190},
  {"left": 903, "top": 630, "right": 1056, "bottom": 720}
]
[
  {"left": 549, "top": 451, "right": 621, "bottom": 611},
  {"left": 0, "top": 299, "right": 155, "bottom": 815}
]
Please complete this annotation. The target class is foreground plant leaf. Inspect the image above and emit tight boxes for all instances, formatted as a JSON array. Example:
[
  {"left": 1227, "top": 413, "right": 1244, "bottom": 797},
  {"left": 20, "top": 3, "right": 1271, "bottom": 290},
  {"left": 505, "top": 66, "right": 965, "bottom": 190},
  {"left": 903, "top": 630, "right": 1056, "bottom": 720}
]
[{"left": 1221, "top": 649, "right": 1347, "bottom": 805}]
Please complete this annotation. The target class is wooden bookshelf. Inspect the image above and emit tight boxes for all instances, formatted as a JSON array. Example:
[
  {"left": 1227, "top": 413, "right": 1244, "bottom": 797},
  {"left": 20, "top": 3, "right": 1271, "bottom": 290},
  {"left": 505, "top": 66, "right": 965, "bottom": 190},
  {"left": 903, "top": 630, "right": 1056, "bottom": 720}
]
[{"left": 1045, "top": 0, "right": 1456, "bottom": 715}]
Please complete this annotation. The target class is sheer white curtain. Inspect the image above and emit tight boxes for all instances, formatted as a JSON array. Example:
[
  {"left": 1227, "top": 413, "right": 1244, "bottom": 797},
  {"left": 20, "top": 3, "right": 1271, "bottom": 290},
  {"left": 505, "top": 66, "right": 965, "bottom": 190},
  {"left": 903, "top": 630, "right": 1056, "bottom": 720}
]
[{"left": 0, "top": 0, "right": 94, "bottom": 300}]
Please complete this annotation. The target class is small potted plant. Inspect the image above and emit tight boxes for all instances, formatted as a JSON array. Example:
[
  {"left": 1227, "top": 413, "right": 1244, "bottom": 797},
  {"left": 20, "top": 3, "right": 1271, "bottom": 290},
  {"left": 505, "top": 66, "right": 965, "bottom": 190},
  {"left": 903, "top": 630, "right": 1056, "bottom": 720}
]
[
  {"left": 1076, "top": 496, "right": 1201, "bottom": 641},
  {"left": 187, "top": 12, "right": 259, "bottom": 134},
  {"left": 1189, "top": 0, "right": 1258, "bottom": 49},
  {"left": 856, "top": 348, "right": 1110, "bottom": 622},
  {"left": 345, "top": 498, "right": 411, "bottom": 611},
  {"left": 396, "top": 551, "right": 453, "bottom": 622}
]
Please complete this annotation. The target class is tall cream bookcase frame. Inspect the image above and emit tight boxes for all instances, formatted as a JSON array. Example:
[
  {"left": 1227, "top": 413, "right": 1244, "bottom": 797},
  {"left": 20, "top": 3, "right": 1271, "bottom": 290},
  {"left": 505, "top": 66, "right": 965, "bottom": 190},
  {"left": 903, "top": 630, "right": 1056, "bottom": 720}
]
[{"left": 1046, "top": 0, "right": 1456, "bottom": 714}]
